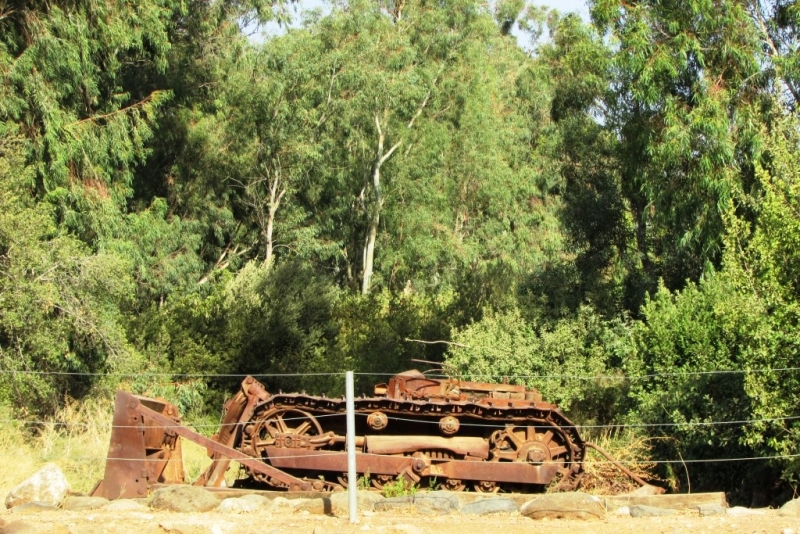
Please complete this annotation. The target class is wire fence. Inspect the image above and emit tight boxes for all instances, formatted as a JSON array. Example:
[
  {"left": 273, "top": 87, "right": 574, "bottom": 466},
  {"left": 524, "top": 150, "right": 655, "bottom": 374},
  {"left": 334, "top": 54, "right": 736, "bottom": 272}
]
[
  {"left": 2, "top": 367, "right": 799, "bottom": 467},
  {"left": 2, "top": 366, "right": 800, "bottom": 380}
]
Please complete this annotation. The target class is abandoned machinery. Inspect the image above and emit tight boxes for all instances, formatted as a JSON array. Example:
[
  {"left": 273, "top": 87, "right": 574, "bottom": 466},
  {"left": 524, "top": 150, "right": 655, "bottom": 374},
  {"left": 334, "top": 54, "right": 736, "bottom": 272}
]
[{"left": 92, "top": 368, "right": 650, "bottom": 499}]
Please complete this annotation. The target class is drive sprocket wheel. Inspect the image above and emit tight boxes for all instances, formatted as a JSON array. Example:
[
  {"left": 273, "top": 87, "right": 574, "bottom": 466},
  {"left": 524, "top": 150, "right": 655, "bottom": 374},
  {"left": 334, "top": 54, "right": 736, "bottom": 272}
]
[{"left": 250, "top": 407, "right": 324, "bottom": 455}]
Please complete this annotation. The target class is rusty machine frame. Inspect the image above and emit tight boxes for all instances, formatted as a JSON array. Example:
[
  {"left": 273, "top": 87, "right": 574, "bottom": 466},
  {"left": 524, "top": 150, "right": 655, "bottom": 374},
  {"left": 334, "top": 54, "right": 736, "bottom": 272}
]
[{"left": 92, "top": 368, "right": 650, "bottom": 498}]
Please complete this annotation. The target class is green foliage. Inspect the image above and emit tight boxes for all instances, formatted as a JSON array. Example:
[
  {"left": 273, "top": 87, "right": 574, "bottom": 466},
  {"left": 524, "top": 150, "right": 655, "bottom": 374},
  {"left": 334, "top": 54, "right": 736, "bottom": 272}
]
[
  {"left": 445, "top": 306, "right": 633, "bottom": 424},
  {"left": 0, "top": 131, "right": 137, "bottom": 413},
  {"left": 381, "top": 475, "right": 418, "bottom": 498}
]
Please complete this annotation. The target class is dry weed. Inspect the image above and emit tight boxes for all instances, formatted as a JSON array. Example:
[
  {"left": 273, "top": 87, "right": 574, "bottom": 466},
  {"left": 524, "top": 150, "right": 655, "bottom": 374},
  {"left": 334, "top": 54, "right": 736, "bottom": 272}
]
[
  {"left": 0, "top": 398, "right": 226, "bottom": 497},
  {"left": 579, "top": 429, "right": 664, "bottom": 495}
]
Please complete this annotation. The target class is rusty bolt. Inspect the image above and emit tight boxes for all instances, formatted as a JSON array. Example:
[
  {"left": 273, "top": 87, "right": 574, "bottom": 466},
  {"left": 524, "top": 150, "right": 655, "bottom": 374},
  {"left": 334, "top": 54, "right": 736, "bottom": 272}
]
[
  {"left": 439, "top": 415, "right": 460, "bottom": 435},
  {"left": 412, "top": 458, "right": 428, "bottom": 473},
  {"left": 367, "top": 411, "right": 388, "bottom": 431}
]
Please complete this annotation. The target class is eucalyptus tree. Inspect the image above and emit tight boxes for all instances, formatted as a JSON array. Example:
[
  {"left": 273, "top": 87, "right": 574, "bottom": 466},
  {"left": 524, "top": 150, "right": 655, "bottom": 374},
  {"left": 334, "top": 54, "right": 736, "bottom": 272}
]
[{"left": 258, "top": 0, "right": 567, "bottom": 299}]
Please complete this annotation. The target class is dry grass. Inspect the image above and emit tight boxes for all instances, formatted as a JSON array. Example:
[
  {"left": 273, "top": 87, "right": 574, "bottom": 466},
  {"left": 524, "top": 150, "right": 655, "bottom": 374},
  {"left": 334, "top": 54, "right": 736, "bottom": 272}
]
[
  {"left": 579, "top": 429, "right": 665, "bottom": 495},
  {"left": 0, "top": 398, "right": 113, "bottom": 496},
  {"left": 0, "top": 398, "right": 220, "bottom": 497}
]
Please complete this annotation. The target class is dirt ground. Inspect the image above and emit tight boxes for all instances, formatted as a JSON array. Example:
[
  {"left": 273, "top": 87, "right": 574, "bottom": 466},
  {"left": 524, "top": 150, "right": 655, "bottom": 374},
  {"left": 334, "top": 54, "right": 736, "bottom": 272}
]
[{"left": 2, "top": 506, "right": 799, "bottom": 534}]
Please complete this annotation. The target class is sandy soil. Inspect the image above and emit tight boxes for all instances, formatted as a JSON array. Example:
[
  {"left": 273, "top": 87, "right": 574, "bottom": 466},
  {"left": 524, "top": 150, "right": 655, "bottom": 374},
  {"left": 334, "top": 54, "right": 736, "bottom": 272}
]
[{"left": 2, "top": 507, "right": 799, "bottom": 534}]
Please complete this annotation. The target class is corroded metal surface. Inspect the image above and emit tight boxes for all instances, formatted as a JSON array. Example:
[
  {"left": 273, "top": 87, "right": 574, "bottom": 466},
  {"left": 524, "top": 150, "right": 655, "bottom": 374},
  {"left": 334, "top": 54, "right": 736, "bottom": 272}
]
[
  {"left": 94, "top": 369, "right": 595, "bottom": 496},
  {"left": 218, "top": 369, "right": 586, "bottom": 493}
]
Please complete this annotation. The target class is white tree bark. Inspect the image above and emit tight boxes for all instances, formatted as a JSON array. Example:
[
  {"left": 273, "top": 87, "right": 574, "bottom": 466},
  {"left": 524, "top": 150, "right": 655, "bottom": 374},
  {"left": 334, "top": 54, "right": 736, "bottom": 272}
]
[{"left": 361, "top": 114, "right": 399, "bottom": 295}]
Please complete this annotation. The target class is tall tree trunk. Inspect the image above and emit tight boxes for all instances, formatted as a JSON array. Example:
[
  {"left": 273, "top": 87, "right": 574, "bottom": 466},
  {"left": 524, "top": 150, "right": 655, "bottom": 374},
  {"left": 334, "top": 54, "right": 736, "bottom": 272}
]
[
  {"left": 361, "top": 115, "right": 399, "bottom": 295},
  {"left": 264, "top": 173, "right": 285, "bottom": 268}
]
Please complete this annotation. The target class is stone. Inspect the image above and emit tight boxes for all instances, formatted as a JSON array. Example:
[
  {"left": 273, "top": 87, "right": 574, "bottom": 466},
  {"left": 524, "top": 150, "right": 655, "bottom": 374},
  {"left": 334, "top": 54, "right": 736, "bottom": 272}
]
[
  {"left": 1, "top": 521, "right": 40, "bottom": 534},
  {"left": 5, "top": 463, "right": 70, "bottom": 509},
  {"left": 613, "top": 506, "right": 631, "bottom": 516},
  {"left": 520, "top": 492, "right": 605, "bottom": 521},
  {"left": 726, "top": 506, "right": 766, "bottom": 516},
  {"left": 293, "top": 497, "right": 332, "bottom": 515},
  {"left": 239, "top": 494, "right": 272, "bottom": 507},
  {"left": 780, "top": 497, "right": 800, "bottom": 517},
  {"left": 629, "top": 504, "right": 678, "bottom": 517},
  {"left": 217, "top": 497, "right": 261, "bottom": 513},
  {"left": 149, "top": 486, "right": 219, "bottom": 513},
  {"left": 626, "top": 484, "right": 666, "bottom": 496},
  {"left": 63, "top": 496, "right": 109, "bottom": 511},
  {"left": 159, "top": 519, "right": 236, "bottom": 534},
  {"left": 10, "top": 501, "right": 59, "bottom": 513},
  {"left": 411, "top": 494, "right": 459, "bottom": 514},
  {"left": 269, "top": 496, "right": 302, "bottom": 512},
  {"left": 103, "top": 499, "right": 148, "bottom": 512},
  {"left": 329, "top": 490, "right": 385, "bottom": 512},
  {"left": 782, "top": 529, "right": 796, "bottom": 534},
  {"left": 374, "top": 495, "right": 415, "bottom": 512},
  {"left": 696, "top": 503, "right": 727, "bottom": 517},
  {"left": 459, "top": 498, "right": 518, "bottom": 515}
]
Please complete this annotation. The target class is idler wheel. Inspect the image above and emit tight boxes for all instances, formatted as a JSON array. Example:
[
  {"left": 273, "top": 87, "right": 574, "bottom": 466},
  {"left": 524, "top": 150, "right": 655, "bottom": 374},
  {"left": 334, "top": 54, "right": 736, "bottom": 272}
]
[
  {"left": 367, "top": 411, "right": 389, "bottom": 431},
  {"left": 371, "top": 474, "right": 395, "bottom": 490},
  {"left": 442, "top": 478, "right": 466, "bottom": 491},
  {"left": 439, "top": 415, "right": 460, "bottom": 435},
  {"left": 473, "top": 480, "right": 497, "bottom": 493}
]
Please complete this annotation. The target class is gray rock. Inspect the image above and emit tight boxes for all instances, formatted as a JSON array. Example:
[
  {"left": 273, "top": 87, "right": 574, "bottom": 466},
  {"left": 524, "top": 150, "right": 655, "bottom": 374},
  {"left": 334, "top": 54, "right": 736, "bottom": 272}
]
[
  {"left": 63, "top": 495, "right": 109, "bottom": 511},
  {"left": 696, "top": 503, "right": 727, "bottom": 517},
  {"left": 629, "top": 504, "right": 678, "bottom": 517},
  {"left": 10, "top": 501, "right": 59, "bottom": 513},
  {"left": 0, "top": 521, "right": 37, "bottom": 534},
  {"left": 293, "top": 497, "right": 332, "bottom": 515},
  {"left": 727, "top": 506, "right": 766, "bottom": 516},
  {"left": 374, "top": 495, "right": 415, "bottom": 512},
  {"left": 103, "top": 499, "right": 148, "bottom": 512},
  {"left": 520, "top": 492, "right": 605, "bottom": 520},
  {"left": 373, "top": 494, "right": 459, "bottom": 515},
  {"left": 268, "top": 496, "right": 301, "bottom": 512},
  {"left": 238, "top": 493, "right": 272, "bottom": 507},
  {"left": 217, "top": 497, "right": 261, "bottom": 513},
  {"left": 625, "top": 484, "right": 665, "bottom": 496},
  {"left": 329, "top": 490, "right": 384, "bottom": 512},
  {"left": 459, "top": 498, "right": 518, "bottom": 515},
  {"left": 149, "top": 486, "right": 219, "bottom": 513},
  {"left": 159, "top": 519, "right": 237, "bottom": 534},
  {"left": 780, "top": 497, "right": 800, "bottom": 517},
  {"left": 5, "top": 463, "right": 70, "bottom": 509},
  {"left": 412, "top": 494, "right": 460, "bottom": 514}
]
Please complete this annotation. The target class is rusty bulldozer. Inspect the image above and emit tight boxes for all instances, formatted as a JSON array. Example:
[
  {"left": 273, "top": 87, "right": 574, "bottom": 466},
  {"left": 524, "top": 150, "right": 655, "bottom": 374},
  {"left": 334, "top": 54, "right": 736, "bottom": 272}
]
[{"left": 92, "top": 369, "right": 654, "bottom": 499}]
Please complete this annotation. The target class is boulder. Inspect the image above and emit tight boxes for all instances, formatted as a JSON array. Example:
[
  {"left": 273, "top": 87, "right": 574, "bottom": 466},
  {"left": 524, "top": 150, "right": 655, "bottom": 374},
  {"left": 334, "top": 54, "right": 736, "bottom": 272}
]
[
  {"left": 63, "top": 496, "right": 109, "bottom": 511},
  {"left": 238, "top": 494, "right": 272, "bottom": 507},
  {"left": 149, "top": 486, "right": 219, "bottom": 513},
  {"left": 217, "top": 497, "right": 262, "bottom": 513},
  {"left": 329, "top": 490, "right": 384, "bottom": 512},
  {"left": 629, "top": 505, "right": 678, "bottom": 517},
  {"left": 727, "top": 506, "right": 766, "bottom": 516},
  {"left": 459, "top": 498, "right": 519, "bottom": 515},
  {"left": 268, "top": 496, "right": 302, "bottom": 513},
  {"left": 520, "top": 492, "right": 605, "bottom": 521},
  {"left": 103, "top": 499, "right": 149, "bottom": 512},
  {"left": 697, "top": 503, "right": 727, "bottom": 517},
  {"left": 293, "top": 497, "right": 332, "bottom": 515},
  {"left": 374, "top": 495, "right": 415, "bottom": 512},
  {"left": 10, "top": 501, "right": 59, "bottom": 513},
  {"left": 780, "top": 497, "right": 800, "bottom": 517},
  {"left": 626, "top": 484, "right": 666, "bottom": 496},
  {"left": 158, "top": 520, "right": 236, "bottom": 534},
  {"left": 412, "top": 494, "right": 460, "bottom": 514},
  {"left": 5, "top": 463, "right": 70, "bottom": 509}
]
